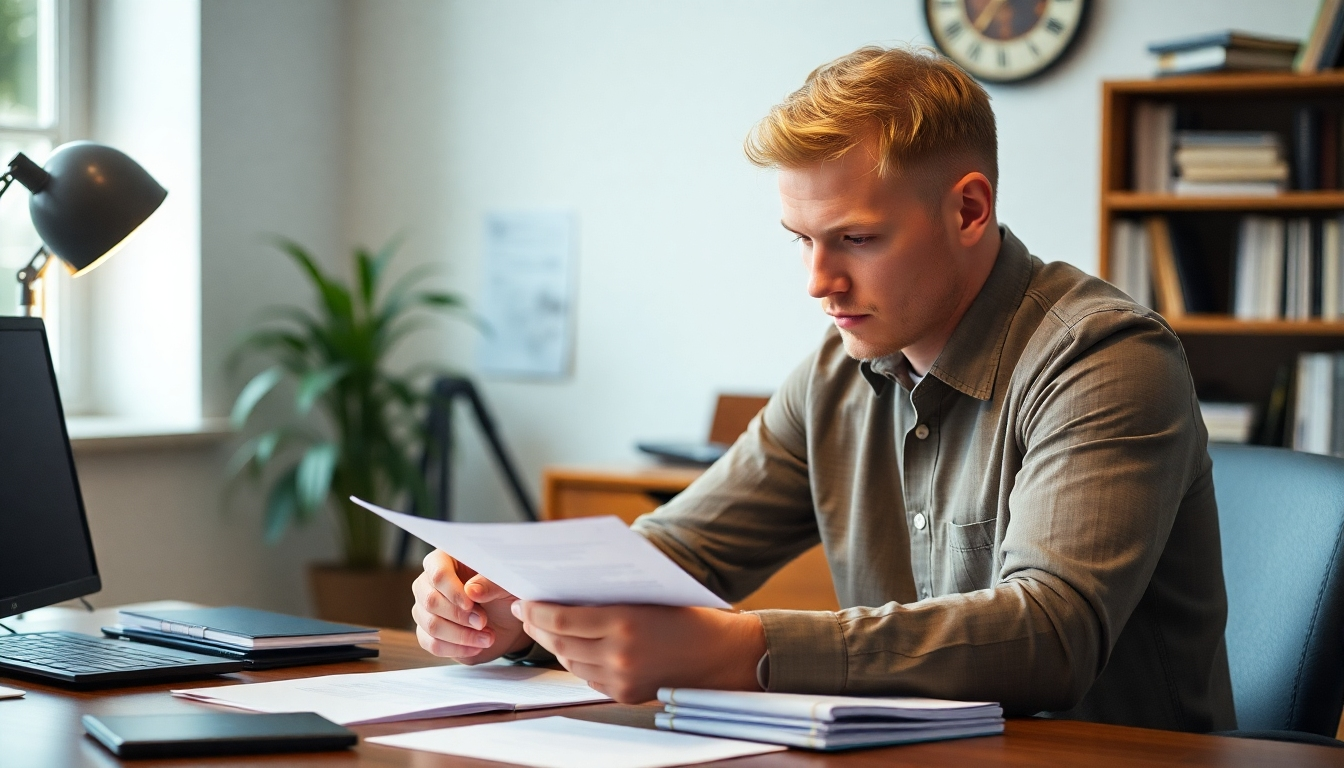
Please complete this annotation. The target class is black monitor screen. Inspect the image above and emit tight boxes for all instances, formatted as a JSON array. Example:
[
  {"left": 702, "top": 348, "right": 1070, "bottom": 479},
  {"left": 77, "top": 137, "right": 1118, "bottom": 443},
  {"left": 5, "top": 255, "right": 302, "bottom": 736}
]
[{"left": 0, "top": 319, "right": 98, "bottom": 618}]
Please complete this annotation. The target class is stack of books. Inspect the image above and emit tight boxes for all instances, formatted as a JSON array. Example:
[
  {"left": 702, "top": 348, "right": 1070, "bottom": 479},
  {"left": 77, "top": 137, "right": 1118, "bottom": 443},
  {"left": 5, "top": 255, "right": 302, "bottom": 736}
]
[
  {"left": 1148, "top": 31, "right": 1299, "bottom": 76},
  {"left": 1172, "top": 131, "right": 1286, "bottom": 196},
  {"left": 1233, "top": 215, "right": 1344, "bottom": 321},
  {"left": 104, "top": 606, "right": 380, "bottom": 670},
  {"left": 654, "top": 688, "right": 1003, "bottom": 750},
  {"left": 1199, "top": 401, "right": 1257, "bottom": 444}
]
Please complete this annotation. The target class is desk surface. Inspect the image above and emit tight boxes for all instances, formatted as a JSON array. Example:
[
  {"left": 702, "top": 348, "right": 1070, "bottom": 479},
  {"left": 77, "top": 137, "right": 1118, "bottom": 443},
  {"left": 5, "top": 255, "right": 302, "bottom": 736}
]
[{"left": 2, "top": 610, "right": 1341, "bottom": 767}]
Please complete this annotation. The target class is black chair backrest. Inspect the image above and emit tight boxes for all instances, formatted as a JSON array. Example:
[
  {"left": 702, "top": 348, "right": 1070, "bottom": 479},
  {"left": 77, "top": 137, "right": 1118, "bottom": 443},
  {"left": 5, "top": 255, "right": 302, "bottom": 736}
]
[{"left": 1210, "top": 444, "right": 1344, "bottom": 736}]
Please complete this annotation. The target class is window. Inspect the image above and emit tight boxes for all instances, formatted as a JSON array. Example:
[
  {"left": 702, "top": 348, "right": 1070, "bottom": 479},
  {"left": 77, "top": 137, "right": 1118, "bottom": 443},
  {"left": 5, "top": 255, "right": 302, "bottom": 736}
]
[{"left": 0, "top": 0, "right": 86, "bottom": 406}]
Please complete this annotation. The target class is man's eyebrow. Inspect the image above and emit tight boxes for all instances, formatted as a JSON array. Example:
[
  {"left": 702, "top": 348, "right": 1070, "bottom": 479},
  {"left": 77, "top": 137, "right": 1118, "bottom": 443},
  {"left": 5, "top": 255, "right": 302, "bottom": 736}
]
[{"left": 780, "top": 220, "right": 884, "bottom": 237}]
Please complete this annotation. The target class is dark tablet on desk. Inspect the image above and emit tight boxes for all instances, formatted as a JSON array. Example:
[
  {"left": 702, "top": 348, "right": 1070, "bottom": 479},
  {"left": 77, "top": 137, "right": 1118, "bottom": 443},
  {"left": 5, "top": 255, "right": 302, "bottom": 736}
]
[{"left": 82, "top": 712, "right": 356, "bottom": 759}]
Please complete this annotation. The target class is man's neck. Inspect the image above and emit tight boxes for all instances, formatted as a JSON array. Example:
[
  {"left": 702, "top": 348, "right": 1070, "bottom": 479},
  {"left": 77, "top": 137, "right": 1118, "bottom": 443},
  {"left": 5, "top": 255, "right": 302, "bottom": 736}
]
[{"left": 902, "top": 226, "right": 1003, "bottom": 376}]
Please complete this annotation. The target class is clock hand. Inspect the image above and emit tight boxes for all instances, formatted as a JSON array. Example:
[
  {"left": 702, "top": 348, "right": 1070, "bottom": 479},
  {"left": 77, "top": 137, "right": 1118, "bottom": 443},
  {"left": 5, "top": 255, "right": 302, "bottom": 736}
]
[{"left": 972, "top": 0, "right": 1010, "bottom": 32}]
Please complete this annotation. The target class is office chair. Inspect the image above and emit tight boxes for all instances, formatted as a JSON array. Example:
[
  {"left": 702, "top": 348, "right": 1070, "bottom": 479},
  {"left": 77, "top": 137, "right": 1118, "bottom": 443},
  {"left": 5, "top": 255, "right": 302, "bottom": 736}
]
[{"left": 1209, "top": 444, "right": 1344, "bottom": 746}]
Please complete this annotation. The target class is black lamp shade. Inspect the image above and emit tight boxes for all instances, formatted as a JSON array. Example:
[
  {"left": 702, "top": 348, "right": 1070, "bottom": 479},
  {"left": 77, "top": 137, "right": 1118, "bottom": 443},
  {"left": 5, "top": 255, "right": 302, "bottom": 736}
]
[{"left": 26, "top": 141, "right": 167, "bottom": 274}]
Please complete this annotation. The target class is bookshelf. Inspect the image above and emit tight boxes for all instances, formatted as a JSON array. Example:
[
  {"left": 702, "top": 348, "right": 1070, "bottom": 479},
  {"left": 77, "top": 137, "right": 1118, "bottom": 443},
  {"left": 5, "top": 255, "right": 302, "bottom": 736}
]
[{"left": 1099, "top": 73, "right": 1344, "bottom": 415}]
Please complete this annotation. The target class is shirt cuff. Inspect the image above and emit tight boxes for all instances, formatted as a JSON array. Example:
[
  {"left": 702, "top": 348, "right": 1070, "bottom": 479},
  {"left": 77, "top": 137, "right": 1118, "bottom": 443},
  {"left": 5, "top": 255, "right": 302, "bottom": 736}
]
[{"left": 751, "top": 609, "right": 847, "bottom": 693}]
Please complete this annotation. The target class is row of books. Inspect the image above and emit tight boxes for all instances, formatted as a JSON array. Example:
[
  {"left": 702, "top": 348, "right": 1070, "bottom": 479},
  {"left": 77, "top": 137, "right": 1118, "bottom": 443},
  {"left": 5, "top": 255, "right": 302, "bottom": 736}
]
[
  {"left": 1130, "top": 108, "right": 1342, "bottom": 194},
  {"left": 1110, "top": 215, "right": 1344, "bottom": 322},
  {"left": 1233, "top": 216, "right": 1344, "bottom": 321},
  {"left": 1301, "top": 0, "right": 1344, "bottom": 73},
  {"left": 1108, "top": 217, "right": 1208, "bottom": 317}
]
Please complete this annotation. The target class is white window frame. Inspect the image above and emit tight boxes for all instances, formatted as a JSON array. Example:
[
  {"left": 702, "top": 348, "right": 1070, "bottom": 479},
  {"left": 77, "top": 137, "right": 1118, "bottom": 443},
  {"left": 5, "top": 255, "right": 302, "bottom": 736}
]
[{"left": 0, "top": 0, "right": 91, "bottom": 410}]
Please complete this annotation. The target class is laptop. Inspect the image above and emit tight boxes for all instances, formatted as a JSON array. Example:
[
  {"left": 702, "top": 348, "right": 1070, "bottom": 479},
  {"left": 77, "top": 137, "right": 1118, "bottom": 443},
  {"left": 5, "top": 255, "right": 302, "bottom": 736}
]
[{"left": 0, "top": 317, "right": 242, "bottom": 685}]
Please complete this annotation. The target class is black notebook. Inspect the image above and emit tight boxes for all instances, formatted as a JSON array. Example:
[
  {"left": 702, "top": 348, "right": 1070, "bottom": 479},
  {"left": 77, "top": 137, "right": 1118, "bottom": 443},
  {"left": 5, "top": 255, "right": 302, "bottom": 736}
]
[
  {"left": 115, "top": 607, "right": 379, "bottom": 650},
  {"left": 83, "top": 712, "right": 356, "bottom": 759}
]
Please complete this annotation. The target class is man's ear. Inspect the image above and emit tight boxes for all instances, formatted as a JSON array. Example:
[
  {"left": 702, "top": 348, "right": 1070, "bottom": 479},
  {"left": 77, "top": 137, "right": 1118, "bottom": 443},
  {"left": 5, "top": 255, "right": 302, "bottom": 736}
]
[{"left": 948, "top": 171, "right": 994, "bottom": 247}]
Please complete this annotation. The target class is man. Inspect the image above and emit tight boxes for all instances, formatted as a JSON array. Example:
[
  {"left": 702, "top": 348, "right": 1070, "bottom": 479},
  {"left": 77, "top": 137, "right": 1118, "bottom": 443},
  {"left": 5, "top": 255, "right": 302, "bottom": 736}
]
[{"left": 411, "top": 46, "right": 1236, "bottom": 732}]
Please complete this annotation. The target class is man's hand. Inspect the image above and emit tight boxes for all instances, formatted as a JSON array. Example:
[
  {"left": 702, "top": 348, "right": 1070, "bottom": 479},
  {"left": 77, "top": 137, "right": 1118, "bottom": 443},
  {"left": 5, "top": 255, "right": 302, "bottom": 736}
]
[
  {"left": 412, "top": 550, "right": 532, "bottom": 663},
  {"left": 511, "top": 601, "right": 767, "bottom": 703}
]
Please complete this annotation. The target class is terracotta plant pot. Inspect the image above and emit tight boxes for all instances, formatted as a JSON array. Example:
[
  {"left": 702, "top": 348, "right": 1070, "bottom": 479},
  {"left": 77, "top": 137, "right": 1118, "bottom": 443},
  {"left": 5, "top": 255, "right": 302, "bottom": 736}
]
[{"left": 307, "top": 564, "right": 421, "bottom": 629}]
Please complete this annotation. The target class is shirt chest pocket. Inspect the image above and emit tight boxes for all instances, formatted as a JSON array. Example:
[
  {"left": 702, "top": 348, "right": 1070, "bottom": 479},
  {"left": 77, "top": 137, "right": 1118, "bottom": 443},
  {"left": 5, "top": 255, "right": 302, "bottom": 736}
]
[{"left": 938, "top": 518, "right": 999, "bottom": 594}]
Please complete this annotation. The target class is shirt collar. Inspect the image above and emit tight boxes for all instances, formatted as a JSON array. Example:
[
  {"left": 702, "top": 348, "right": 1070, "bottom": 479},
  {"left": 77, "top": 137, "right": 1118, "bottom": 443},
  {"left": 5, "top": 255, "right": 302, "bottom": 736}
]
[{"left": 860, "top": 225, "right": 1033, "bottom": 401}]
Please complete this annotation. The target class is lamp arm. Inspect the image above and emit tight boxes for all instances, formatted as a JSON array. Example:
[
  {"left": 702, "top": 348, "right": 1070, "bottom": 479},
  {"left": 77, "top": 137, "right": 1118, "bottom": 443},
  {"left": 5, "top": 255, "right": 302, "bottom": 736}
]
[
  {"left": 16, "top": 245, "right": 50, "bottom": 318},
  {"left": 0, "top": 172, "right": 14, "bottom": 201}
]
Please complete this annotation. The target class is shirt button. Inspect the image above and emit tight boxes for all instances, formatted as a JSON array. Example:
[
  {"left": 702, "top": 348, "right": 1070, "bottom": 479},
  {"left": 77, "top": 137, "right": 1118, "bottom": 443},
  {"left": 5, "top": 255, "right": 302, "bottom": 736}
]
[
  {"left": 913, "top": 512, "right": 927, "bottom": 530},
  {"left": 915, "top": 424, "right": 930, "bottom": 440}
]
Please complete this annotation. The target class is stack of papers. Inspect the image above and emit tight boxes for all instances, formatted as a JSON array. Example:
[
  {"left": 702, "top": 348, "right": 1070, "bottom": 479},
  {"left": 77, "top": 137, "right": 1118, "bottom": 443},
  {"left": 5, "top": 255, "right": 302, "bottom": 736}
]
[
  {"left": 116, "top": 606, "right": 379, "bottom": 649},
  {"left": 368, "top": 716, "right": 785, "bottom": 768},
  {"left": 173, "top": 663, "right": 608, "bottom": 725},
  {"left": 654, "top": 689, "right": 1004, "bottom": 750}
]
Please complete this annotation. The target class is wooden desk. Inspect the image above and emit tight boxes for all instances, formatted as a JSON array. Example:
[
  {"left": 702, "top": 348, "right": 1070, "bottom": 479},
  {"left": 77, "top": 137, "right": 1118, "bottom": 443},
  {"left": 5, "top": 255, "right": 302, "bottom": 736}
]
[
  {"left": 3, "top": 611, "right": 1341, "bottom": 767},
  {"left": 542, "top": 465, "right": 839, "bottom": 612}
]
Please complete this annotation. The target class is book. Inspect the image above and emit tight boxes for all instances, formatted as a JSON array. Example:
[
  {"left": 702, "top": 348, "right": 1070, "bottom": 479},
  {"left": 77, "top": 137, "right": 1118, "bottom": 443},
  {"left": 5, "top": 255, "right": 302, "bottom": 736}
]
[
  {"left": 1108, "top": 218, "right": 1151, "bottom": 308},
  {"left": 1148, "top": 30, "right": 1302, "bottom": 56},
  {"left": 1131, "top": 102, "right": 1175, "bottom": 192},
  {"left": 1168, "top": 219, "right": 1216, "bottom": 313},
  {"left": 116, "top": 607, "right": 379, "bottom": 650},
  {"left": 1199, "top": 402, "right": 1257, "bottom": 444},
  {"left": 1177, "top": 164, "right": 1289, "bottom": 183},
  {"left": 1322, "top": 112, "right": 1339, "bottom": 190},
  {"left": 1172, "top": 180, "right": 1282, "bottom": 196},
  {"left": 1146, "top": 217, "right": 1186, "bottom": 317},
  {"left": 100, "top": 626, "right": 379, "bottom": 670},
  {"left": 1299, "top": 0, "right": 1344, "bottom": 72},
  {"left": 1295, "top": 106, "right": 1322, "bottom": 191},
  {"left": 654, "top": 689, "right": 1004, "bottom": 751},
  {"left": 1174, "top": 146, "right": 1280, "bottom": 167},
  {"left": 1155, "top": 47, "right": 1297, "bottom": 75},
  {"left": 1294, "top": 353, "right": 1335, "bottom": 454}
]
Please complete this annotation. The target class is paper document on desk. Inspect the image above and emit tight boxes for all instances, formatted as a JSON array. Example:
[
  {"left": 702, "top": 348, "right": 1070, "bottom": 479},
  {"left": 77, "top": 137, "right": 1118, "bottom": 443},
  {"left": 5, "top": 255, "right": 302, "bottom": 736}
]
[
  {"left": 367, "top": 715, "right": 786, "bottom": 768},
  {"left": 172, "top": 663, "right": 608, "bottom": 725},
  {"left": 351, "top": 497, "right": 730, "bottom": 608}
]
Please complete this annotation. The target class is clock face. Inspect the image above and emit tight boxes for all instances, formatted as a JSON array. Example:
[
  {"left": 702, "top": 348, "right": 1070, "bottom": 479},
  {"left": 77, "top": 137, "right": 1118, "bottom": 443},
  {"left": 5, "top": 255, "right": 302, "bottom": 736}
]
[{"left": 925, "top": 0, "right": 1089, "bottom": 83}]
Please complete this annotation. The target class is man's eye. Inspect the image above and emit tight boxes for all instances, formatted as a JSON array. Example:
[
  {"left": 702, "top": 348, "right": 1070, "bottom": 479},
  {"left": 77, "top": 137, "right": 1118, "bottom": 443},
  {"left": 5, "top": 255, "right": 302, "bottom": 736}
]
[
  {"left": 793, "top": 235, "right": 811, "bottom": 245},
  {"left": 844, "top": 235, "right": 874, "bottom": 245}
]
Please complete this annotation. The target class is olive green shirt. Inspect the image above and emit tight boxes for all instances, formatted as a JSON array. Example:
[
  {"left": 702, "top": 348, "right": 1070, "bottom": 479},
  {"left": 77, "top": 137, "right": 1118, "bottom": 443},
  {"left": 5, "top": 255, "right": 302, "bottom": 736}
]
[{"left": 632, "top": 227, "right": 1236, "bottom": 732}]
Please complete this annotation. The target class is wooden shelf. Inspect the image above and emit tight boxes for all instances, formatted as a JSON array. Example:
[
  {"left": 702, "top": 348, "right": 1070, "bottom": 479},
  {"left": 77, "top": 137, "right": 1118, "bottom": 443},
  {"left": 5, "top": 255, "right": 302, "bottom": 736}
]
[
  {"left": 1106, "top": 191, "right": 1344, "bottom": 212},
  {"left": 1104, "top": 71, "right": 1344, "bottom": 97},
  {"left": 1167, "top": 316, "right": 1344, "bottom": 336}
]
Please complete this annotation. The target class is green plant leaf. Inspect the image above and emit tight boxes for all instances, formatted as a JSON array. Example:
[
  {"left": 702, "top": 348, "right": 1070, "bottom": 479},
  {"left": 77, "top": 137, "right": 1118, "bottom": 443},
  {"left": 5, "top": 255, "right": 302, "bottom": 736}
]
[
  {"left": 355, "top": 247, "right": 377, "bottom": 312},
  {"left": 263, "top": 466, "right": 300, "bottom": 544},
  {"left": 295, "top": 441, "right": 339, "bottom": 516},
  {"left": 274, "top": 238, "right": 356, "bottom": 327},
  {"left": 231, "top": 366, "right": 285, "bottom": 429},
  {"left": 225, "top": 429, "right": 285, "bottom": 480},
  {"left": 295, "top": 363, "right": 351, "bottom": 415},
  {"left": 414, "top": 291, "right": 467, "bottom": 308}
]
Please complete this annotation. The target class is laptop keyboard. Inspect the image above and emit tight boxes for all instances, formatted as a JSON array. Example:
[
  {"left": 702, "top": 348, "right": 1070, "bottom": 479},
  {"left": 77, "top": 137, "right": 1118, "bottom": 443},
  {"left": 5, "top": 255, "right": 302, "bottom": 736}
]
[{"left": 0, "top": 631, "right": 205, "bottom": 674}]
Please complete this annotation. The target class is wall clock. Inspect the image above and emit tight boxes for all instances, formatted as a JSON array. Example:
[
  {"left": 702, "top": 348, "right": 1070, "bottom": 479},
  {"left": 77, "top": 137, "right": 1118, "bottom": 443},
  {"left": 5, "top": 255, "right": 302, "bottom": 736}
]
[{"left": 924, "top": 0, "right": 1090, "bottom": 84}]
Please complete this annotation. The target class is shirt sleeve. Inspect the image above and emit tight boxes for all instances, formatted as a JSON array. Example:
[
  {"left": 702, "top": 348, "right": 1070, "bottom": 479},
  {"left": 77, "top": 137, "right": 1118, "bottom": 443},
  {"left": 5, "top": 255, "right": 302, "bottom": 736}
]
[
  {"left": 749, "top": 314, "right": 1208, "bottom": 715},
  {"left": 632, "top": 351, "right": 822, "bottom": 604}
]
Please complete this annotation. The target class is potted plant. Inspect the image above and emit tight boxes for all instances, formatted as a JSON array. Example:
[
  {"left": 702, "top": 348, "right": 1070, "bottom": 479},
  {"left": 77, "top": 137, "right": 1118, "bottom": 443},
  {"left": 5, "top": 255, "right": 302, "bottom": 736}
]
[{"left": 227, "top": 238, "right": 467, "bottom": 628}]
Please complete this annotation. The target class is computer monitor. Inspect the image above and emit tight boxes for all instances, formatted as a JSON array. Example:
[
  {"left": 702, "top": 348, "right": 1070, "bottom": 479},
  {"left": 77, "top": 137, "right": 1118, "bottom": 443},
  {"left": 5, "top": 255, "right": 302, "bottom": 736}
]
[{"left": 0, "top": 316, "right": 99, "bottom": 619}]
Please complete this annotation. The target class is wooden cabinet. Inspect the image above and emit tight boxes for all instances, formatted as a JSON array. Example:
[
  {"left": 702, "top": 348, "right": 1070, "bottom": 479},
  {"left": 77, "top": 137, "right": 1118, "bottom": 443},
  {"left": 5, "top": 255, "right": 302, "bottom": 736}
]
[{"left": 541, "top": 465, "right": 838, "bottom": 612}]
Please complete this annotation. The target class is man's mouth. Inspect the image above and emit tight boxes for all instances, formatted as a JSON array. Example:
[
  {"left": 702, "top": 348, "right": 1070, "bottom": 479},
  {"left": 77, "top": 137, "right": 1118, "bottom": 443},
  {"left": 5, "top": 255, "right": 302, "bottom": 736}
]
[{"left": 827, "top": 311, "right": 869, "bottom": 330}]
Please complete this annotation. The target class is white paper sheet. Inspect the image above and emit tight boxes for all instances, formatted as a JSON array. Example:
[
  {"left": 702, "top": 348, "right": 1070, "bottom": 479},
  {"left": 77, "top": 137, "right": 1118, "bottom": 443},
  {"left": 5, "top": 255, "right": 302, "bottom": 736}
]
[
  {"left": 172, "top": 663, "right": 608, "bottom": 725},
  {"left": 352, "top": 498, "right": 730, "bottom": 609},
  {"left": 0, "top": 685, "right": 23, "bottom": 699},
  {"left": 477, "top": 210, "right": 577, "bottom": 378},
  {"left": 367, "top": 715, "right": 786, "bottom": 768}
]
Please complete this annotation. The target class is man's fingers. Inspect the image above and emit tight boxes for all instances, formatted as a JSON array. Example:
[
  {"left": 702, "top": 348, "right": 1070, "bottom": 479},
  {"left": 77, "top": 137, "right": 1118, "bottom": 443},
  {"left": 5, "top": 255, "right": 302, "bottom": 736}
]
[
  {"left": 414, "top": 577, "right": 483, "bottom": 627},
  {"left": 416, "top": 625, "right": 483, "bottom": 659},
  {"left": 513, "top": 601, "right": 612, "bottom": 639},
  {"left": 523, "top": 622, "right": 605, "bottom": 663},
  {"left": 422, "top": 550, "right": 475, "bottom": 612},
  {"left": 413, "top": 604, "right": 495, "bottom": 649},
  {"left": 463, "top": 575, "right": 514, "bottom": 604}
]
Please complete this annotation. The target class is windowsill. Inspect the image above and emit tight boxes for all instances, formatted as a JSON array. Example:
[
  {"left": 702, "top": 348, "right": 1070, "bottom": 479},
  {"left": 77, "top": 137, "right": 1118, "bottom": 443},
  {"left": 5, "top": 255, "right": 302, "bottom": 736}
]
[{"left": 66, "top": 416, "right": 233, "bottom": 453}]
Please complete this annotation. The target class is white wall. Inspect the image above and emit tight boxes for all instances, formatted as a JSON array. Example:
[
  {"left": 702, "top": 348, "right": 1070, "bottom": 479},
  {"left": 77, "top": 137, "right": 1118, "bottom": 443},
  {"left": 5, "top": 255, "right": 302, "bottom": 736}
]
[
  {"left": 343, "top": 0, "right": 1321, "bottom": 524},
  {"left": 84, "top": 0, "right": 200, "bottom": 423}
]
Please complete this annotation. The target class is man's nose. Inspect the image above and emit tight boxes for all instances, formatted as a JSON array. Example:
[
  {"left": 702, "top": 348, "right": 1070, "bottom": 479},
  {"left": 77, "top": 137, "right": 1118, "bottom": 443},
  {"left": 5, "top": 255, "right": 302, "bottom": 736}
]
[{"left": 806, "top": 246, "right": 848, "bottom": 299}]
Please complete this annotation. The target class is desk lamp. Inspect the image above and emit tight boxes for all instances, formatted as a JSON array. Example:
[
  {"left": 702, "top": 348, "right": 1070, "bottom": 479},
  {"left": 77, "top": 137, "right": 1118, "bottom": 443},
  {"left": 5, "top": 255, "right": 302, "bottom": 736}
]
[{"left": 0, "top": 141, "right": 167, "bottom": 316}]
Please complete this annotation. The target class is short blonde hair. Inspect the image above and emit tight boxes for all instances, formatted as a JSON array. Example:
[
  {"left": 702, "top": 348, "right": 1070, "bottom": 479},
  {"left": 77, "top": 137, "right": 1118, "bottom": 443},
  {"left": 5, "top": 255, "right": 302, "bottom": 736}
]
[{"left": 745, "top": 46, "right": 997, "bottom": 186}]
